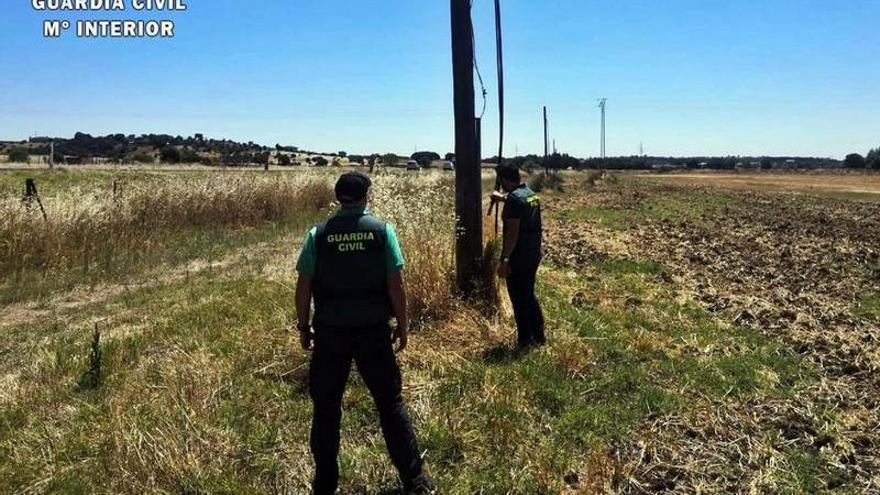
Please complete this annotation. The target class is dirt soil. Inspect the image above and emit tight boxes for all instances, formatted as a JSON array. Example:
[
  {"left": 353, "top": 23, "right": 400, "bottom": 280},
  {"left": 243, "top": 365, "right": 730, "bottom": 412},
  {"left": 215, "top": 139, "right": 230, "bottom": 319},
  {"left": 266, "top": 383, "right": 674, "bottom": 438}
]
[
  {"left": 636, "top": 172, "right": 880, "bottom": 200},
  {"left": 543, "top": 177, "right": 880, "bottom": 493}
]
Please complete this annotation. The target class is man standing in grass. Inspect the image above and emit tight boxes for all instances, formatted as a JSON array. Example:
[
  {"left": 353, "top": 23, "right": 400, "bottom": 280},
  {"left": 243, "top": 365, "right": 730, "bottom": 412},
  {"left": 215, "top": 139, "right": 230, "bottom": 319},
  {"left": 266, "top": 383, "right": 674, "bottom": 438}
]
[
  {"left": 490, "top": 165, "right": 546, "bottom": 350},
  {"left": 295, "top": 172, "right": 435, "bottom": 494}
]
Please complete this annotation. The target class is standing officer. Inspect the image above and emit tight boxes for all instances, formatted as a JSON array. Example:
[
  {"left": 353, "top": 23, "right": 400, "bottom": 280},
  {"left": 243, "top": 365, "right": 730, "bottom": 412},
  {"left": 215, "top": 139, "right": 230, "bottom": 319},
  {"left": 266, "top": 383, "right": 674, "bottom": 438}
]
[
  {"left": 295, "top": 172, "right": 435, "bottom": 494},
  {"left": 490, "top": 165, "right": 546, "bottom": 349}
]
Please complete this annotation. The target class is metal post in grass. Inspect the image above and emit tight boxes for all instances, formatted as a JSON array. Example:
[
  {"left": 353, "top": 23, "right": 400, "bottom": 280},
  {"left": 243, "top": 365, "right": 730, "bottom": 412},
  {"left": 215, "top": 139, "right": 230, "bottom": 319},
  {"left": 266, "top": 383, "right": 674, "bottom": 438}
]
[
  {"left": 543, "top": 106, "right": 549, "bottom": 174},
  {"left": 22, "top": 178, "right": 48, "bottom": 221},
  {"left": 112, "top": 179, "right": 122, "bottom": 203},
  {"left": 451, "top": 0, "right": 483, "bottom": 295}
]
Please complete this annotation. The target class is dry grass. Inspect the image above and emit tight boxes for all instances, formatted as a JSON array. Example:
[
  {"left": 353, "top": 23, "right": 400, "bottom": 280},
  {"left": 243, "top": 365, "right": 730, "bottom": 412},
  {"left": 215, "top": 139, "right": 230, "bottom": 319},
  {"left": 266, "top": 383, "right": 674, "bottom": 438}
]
[
  {"left": 368, "top": 175, "right": 457, "bottom": 325},
  {"left": 0, "top": 175, "right": 335, "bottom": 274},
  {"left": 637, "top": 171, "right": 880, "bottom": 200},
  {"left": 4, "top": 169, "right": 867, "bottom": 493}
]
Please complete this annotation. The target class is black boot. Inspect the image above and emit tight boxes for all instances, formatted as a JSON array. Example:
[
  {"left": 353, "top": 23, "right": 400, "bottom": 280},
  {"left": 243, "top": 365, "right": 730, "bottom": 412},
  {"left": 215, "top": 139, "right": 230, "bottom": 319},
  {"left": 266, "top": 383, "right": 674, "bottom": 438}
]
[{"left": 403, "top": 474, "right": 436, "bottom": 494}]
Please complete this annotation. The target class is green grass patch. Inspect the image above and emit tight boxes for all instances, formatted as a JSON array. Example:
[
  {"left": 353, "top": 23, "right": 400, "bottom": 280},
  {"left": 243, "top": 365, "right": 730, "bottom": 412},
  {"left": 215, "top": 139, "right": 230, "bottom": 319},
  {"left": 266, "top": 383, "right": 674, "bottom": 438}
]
[
  {"left": 556, "top": 189, "right": 738, "bottom": 231},
  {"left": 854, "top": 293, "right": 880, "bottom": 321},
  {"left": 556, "top": 205, "right": 629, "bottom": 230},
  {"left": 410, "top": 257, "right": 811, "bottom": 491},
  {"left": 0, "top": 270, "right": 311, "bottom": 492},
  {"left": 636, "top": 192, "right": 737, "bottom": 224},
  {"left": 0, "top": 250, "right": 818, "bottom": 493}
]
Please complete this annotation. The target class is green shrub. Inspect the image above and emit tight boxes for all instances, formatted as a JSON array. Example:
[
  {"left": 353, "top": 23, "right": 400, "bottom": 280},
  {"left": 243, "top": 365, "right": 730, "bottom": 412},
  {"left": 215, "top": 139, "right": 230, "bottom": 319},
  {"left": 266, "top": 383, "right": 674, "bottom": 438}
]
[
  {"left": 131, "top": 152, "right": 154, "bottom": 164},
  {"left": 382, "top": 153, "right": 399, "bottom": 167},
  {"left": 844, "top": 153, "right": 866, "bottom": 169},
  {"left": 867, "top": 148, "right": 879, "bottom": 170},
  {"left": 529, "top": 172, "right": 565, "bottom": 193},
  {"left": 199, "top": 155, "right": 220, "bottom": 167},
  {"left": 179, "top": 148, "right": 200, "bottom": 164},
  {"left": 7, "top": 147, "right": 29, "bottom": 163},
  {"left": 160, "top": 146, "right": 181, "bottom": 164}
]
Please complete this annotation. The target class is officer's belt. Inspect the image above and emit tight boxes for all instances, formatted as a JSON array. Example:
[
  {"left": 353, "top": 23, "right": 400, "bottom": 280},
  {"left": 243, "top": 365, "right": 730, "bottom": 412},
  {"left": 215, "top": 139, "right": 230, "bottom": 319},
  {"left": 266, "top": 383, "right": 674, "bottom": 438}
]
[{"left": 316, "top": 287, "right": 387, "bottom": 300}]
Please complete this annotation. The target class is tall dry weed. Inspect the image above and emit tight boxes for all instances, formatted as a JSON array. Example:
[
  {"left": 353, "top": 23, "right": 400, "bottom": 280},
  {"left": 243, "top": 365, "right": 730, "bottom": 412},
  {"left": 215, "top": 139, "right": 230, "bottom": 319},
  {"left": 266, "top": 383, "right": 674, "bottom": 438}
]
[
  {"left": 369, "top": 175, "right": 456, "bottom": 326},
  {"left": 0, "top": 176, "right": 335, "bottom": 274}
]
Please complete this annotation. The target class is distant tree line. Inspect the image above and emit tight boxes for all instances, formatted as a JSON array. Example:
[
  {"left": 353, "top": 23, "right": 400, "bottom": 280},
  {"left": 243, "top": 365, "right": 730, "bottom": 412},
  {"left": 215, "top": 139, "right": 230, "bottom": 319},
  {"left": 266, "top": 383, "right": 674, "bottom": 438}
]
[
  {"left": 484, "top": 154, "right": 843, "bottom": 171},
  {"left": 411, "top": 151, "right": 441, "bottom": 167},
  {"left": 19, "top": 133, "right": 278, "bottom": 165},
  {"left": 10, "top": 133, "right": 874, "bottom": 171},
  {"left": 845, "top": 147, "right": 880, "bottom": 170}
]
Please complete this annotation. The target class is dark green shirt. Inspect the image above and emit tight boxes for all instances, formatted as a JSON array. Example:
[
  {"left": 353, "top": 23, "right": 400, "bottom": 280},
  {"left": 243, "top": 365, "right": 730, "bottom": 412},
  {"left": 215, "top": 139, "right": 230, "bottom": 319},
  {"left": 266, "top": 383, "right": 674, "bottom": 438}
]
[{"left": 502, "top": 184, "right": 542, "bottom": 263}]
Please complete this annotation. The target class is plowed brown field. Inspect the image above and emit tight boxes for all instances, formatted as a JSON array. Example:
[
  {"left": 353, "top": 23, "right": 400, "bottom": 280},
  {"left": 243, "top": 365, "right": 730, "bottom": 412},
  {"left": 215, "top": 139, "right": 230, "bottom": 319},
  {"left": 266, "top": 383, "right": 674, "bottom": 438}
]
[{"left": 544, "top": 174, "right": 880, "bottom": 492}]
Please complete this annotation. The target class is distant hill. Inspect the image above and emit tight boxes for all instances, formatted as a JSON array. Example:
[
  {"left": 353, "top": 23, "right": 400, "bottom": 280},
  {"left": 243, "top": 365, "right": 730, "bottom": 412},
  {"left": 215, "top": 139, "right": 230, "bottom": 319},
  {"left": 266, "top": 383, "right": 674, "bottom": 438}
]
[
  {"left": 0, "top": 133, "right": 356, "bottom": 167},
  {"left": 0, "top": 133, "right": 852, "bottom": 171}
]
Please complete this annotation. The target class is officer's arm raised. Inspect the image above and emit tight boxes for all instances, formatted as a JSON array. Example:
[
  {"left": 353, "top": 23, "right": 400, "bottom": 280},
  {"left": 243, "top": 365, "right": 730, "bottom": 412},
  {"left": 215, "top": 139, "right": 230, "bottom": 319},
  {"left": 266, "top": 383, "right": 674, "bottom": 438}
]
[{"left": 388, "top": 271, "right": 409, "bottom": 353}]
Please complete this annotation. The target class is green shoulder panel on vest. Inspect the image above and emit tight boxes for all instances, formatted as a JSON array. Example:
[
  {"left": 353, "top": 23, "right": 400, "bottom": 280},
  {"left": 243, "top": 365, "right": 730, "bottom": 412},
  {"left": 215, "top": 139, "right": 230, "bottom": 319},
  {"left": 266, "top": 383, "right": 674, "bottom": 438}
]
[{"left": 512, "top": 185, "right": 539, "bottom": 203}]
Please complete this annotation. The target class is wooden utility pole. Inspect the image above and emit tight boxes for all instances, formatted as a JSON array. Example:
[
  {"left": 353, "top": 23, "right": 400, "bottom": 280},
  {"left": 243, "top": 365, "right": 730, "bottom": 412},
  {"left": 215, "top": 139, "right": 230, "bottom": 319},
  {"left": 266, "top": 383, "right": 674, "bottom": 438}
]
[
  {"left": 49, "top": 142, "right": 54, "bottom": 170},
  {"left": 451, "top": 0, "right": 482, "bottom": 295},
  {"left": 475, "top": 117, "right": 482, "bottom": 172}
]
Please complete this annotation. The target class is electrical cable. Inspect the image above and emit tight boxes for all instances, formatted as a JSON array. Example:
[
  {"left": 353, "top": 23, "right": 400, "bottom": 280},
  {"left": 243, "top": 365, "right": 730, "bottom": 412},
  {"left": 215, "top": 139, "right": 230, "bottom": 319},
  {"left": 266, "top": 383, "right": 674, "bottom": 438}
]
[
  {"left": 494, "top": 0, "right": 504, "bottom": 169},
  {"left": 491, "top": 0, "right": 504, "bottom": 236},
  {"left": 470, "top": 0, "right": 488, "bottom": 119}
]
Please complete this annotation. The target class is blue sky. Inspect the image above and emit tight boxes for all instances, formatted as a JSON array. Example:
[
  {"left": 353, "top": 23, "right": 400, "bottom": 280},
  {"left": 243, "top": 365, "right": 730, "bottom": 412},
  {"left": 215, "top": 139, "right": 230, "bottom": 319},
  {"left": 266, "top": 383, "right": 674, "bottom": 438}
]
[{"left": 1, "top": 0, "right": 878, "bottom": 158}]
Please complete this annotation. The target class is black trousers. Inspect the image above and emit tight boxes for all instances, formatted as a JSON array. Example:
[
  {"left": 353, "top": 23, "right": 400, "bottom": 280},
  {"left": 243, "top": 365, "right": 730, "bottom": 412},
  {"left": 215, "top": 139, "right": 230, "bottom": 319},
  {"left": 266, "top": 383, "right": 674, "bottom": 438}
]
[
  {"left": 309, "top": 324, "right": 424, "bottom": 493},
  {"left": 506, "top": 258, "right": 546, "bottom": 347}
]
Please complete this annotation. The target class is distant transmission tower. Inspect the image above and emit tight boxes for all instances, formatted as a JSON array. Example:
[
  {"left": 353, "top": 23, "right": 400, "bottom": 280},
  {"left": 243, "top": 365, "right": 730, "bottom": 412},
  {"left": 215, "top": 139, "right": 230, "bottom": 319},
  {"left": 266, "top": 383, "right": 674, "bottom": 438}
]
[
  {"left": 598, "top": 98, "right": 608, "bottom": 159},
  {"left": 640, "top": 141, "right": 644, "bottom": 157}
]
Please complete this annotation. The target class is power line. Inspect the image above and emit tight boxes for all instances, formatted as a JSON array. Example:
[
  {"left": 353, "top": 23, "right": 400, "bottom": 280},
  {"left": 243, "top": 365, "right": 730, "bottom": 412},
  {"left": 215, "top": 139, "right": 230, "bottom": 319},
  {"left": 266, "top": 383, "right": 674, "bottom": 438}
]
[
  {"left": 494, "top": 0, "right": 504, "bottom": 166},
  {"left": 598, "top": 98, "right": 607, "bottom": 159}
]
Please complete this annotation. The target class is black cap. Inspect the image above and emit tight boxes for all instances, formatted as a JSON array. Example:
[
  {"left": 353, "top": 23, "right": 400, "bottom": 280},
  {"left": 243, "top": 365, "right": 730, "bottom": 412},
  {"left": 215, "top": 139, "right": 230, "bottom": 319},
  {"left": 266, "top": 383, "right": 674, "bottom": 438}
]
[{"left": 335, "top": 171, "right": 372, "bottom": 202}]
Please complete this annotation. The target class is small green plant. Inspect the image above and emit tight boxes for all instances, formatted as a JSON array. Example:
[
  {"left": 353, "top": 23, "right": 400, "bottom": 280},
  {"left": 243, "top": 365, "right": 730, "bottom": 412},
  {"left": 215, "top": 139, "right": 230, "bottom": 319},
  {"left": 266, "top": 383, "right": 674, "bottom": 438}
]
[
  {"left": 854, "top": 294, "right": 880, "bottom": 321},
  {"left": 77, "top": 324, "right": 102, "bottom": 390}
]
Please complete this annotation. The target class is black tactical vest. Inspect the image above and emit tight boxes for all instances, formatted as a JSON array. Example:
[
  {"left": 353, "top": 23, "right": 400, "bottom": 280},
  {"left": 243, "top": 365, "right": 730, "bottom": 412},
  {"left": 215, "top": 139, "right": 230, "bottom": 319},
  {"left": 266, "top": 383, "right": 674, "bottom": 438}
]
[
  {"left": 506, "top": 185, "right": 543, "bottom": 262},
  {"left": 313, "top": 213, "right": 391, "bottom": 327}
]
